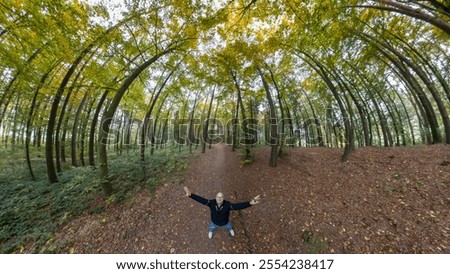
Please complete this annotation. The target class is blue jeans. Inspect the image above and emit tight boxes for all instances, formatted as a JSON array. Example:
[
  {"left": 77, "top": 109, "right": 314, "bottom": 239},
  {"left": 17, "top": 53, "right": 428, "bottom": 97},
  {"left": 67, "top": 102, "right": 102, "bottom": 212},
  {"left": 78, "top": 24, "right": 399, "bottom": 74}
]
[{"left": 209, "top": 222, "right": 233, "bottom": 233}]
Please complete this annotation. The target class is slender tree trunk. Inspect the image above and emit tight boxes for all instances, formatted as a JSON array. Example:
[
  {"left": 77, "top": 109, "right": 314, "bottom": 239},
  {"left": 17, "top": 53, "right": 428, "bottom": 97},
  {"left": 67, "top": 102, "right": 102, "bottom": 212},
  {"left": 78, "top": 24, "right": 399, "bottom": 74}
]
[
  {"left": 369, "top": 0, "right": 450, "bottom": 35},
  {"left": 60, "top": 103, "right": 74, "bottom": 165},
  {"left": 397, "top": 90, "right": 416, "bottom": 145},
  {"left": 282, "top": 99, "right": 295, "bottom": 147},
  {"left": 303, "top": 90, "right": 323, "bottom": 147},
  {"left": 124, "top": 111, "right": 132, "bottom": 153},
  {"left": 209, "top": 102, "right": 219, "bottom": 149},
  {"left": 231, "top": 70, "right": 251, "bottom": 159},
  {"left": 25, "top": 92, "right": 40, "bottom": 181},
  {"left": 188, "top": 97, "right": 198, "bottom": 154},
  {"left": 71, "top": 93, "right": 88, "bottom": 167},
  {"left": 232, "top": 97, "right": 239, "bottom": 151},
  {"left": 160, "top": 109, "right": 170, "bottom": 150},
  {"left": 343, "top": 68, "right": 371, "bottom": 147},
  {"left": 80, "top": 98, "right": 94, "bottom": 166},
  {"left": 114, "top": 111, "right": 124, "bottom": 155},
  {"left": 195, "top": 100, "right": 208, "bottom": 150},
  {"left": 25, "top": 66, "right": 56, "bottom": 180},
  {"left": 151, "top": 93, "right": 169, "bottom": 155},
  {"left": 10, "top": 93, "right": 21, "bottom": 149},
  {"left": 140, "top": 69, "right": 174, "bottom": 163},
  {"left": 202, "top": 88, "right": 215, "bottom": 153},
  {"left": 268, "top": 68, "right": 288, "bottom": 155},
  {"left": 257, "top": 66, "right": 278, "bottom": 167},
  {"left": 88, "top": 91, "right": 109, "bottom": 167}
]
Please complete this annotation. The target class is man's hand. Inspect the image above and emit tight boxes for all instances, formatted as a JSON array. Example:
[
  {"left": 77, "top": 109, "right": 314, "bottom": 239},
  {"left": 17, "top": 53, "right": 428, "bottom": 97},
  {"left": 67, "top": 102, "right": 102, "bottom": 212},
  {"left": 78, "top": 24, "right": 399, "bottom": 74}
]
[
  {"left": 250, "top": 195, "right": 260, "bottom": 205},
  {"left": 183, "top": 186, "right": 191, "bottom": 197}
]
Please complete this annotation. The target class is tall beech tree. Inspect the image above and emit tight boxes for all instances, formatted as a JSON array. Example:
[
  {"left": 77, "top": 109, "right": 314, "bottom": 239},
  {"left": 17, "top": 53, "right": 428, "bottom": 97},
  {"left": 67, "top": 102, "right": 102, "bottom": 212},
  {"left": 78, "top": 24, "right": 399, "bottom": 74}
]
[{"left": 98, "top": 46, "right": 177, "bottom": 195}]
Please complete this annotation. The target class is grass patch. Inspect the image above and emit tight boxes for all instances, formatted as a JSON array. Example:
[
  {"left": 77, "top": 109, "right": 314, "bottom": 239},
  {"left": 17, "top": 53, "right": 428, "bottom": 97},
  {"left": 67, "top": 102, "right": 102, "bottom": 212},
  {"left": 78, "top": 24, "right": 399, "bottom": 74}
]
[
  {"left": 0, "top": 145, "right": 194, "bottom": 253},
  {"left": 391, "top": 173, "right": 402, "bottom": 180},
  {"left": 302, "top": 230, "right": 328, "bottom": 254}
]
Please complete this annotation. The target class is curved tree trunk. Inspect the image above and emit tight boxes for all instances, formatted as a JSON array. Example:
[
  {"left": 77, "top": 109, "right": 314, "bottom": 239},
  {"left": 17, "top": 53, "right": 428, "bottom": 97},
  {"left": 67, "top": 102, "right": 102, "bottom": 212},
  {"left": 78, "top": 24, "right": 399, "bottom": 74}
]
[
  {"left": 300, "top": 52, "right": 354, "bottom": 160},
  {"left": 257, "top": 66, "right": 278, "bottom": 167},
  {"left": 188, "top": 96, "right": 199, "bottom": 154},
  {"left": 282, "top": 98, "right": 295, "bottom": 147},
  {"left": 303, "top": 89, "right": 323, "bottom": 147},
  {"left": 268, "top": 68, "right": 289, "bottom": 154},
  {"left": 151, "top": 93, "right": 169, "bottom": 155},
  {"left": 25, "top": 64, "right": 58, "bottom": 180},
  {"left": 354, "top": 1, "right": 450, "bottom": 35},
  {"left": 88, "top": 90, "right": 109, "bottom": 167},
  {"left": 376, "top": 47, "right": 440, "bottom": 144},
  {"left": 98, "top": 47, "right": 175, "bottom": 195},
  {"left": 71, "top": 93, "right": 88, "bottom": 167},
  {"left": 140, "top": 69, "right": 174, "bottom": 163},
  {"left": 231, "top": 69, "right": 251, "bottom": 159},
  {"left": 46, "top": 60, "right": 85, "bottom": 183},
  {"left": 202, "top": 87, "right": 215, "bottom": 153},
  {"left": 232, "top": 95, "right": 239, "bottom": 151},
  {"left": 0, "top": 46, "right": 44, "bottom": 129},
  {"left": 381, "top": 40, "right": 450, "bottom": 144},
  {"left": 80, "top": 98, "right": 94, "bottom": 166},
  {"left": 209, "top": 102, "right": 219, "bottom": 149}
]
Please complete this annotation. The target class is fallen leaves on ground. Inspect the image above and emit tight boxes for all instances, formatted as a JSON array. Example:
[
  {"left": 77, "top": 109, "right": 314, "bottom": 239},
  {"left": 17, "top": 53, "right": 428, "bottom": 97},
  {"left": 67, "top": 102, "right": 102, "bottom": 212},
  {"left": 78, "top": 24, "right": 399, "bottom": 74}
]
[{"left": 34, "top": 144, "right": 450, "bottom": 254}]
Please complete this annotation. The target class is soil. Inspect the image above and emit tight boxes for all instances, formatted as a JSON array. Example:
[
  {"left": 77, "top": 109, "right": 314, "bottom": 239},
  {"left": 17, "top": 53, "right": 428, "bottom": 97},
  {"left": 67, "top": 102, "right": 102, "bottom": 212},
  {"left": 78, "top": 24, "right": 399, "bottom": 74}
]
[{"left": 44, "top": 143, "right": 450, "bottom": 253}]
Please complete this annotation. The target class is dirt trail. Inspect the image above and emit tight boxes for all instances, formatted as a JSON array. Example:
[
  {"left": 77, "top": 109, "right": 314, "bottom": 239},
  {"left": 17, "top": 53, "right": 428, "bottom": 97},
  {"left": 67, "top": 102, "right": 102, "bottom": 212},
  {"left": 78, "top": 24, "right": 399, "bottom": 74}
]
[
  {"left": 52, "top": 144, "right": 256, "bottom": 253},
  {"left": 125, "top": 143, "right": 254, "bottom": 253},
  {"left": 173, "top": 143, "right": 255, "bottom": 253}
]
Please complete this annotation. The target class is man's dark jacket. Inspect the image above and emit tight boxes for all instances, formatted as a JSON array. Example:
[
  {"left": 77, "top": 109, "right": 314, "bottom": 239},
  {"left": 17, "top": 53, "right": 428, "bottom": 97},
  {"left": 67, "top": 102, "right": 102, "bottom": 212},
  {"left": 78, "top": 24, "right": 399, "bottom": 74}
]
[{"left": 189, "top": 193, "right": 251, "bottom": 226}]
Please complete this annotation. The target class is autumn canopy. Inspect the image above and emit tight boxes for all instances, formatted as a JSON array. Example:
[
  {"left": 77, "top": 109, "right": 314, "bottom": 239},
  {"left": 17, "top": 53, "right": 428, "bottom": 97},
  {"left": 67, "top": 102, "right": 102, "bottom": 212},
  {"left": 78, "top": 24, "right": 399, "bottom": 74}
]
[{"left": 0, "top": 0, "right": 449, "bottom": 196}]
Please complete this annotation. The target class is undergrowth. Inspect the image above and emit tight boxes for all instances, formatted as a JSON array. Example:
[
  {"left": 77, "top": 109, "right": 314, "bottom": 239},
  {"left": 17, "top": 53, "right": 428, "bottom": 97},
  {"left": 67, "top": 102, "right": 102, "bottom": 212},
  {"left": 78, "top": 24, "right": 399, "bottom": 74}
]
[{"left": 0, "top": 146, "right": 195, "bottom": 253}]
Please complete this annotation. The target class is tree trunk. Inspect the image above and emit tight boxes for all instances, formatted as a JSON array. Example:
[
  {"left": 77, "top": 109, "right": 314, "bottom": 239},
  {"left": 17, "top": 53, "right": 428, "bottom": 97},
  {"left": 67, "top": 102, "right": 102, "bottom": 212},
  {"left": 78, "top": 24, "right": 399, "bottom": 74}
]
[
  {"left": 71, "top": 93, "right": 88, "bottom": 167},
  {"left": 210, "top": 102, "right": 219, "bottom": 149},
  {"left": 98, "top": 47, "right": 174, "bottom": 195},
  {"left": 202, "top": 87, "right": 215, "bottom": 153},
  {"left": 88, "top": 91, "right": 109, "bottom": 167},
  {"left": 151, "top": 93, "right": 169, "bottom": 155},
  {"left": 80, "top": 98, "right": 94, "bottom": 166},
  {"left": 373, "top": 0, "right": 450, "bottom": 35},
  {"left": 257, "top": 66, "right": 278, "bottom": 167},
  {"left": 231, "top": 69, "right": 251, "bottom": 159},
  {"left": 303, "top": 90, "right": 323, "bottom": 147},
  {"left": 25, "top": 66, "right": 55, "bottom": 180},
  {"left": 140, "top": 69, "right": 174, "bottom": 163},
  {"left": 268, "top": 68, "right": 289, "bottom": 155},
  {"left": 0, "top": 46, "right": 44, "bottom": 130},
  {"left": 381, "top": 40, "right": 450, "bottom": 144},
  {"left": 232, "top": 97, "right": 239, "bottom": 151},
  {"left": 188, "top": 97, "right": 198, "bottom": 154},
  {"left": 46, "top": 63, "right": 83, "bottom": 183}
]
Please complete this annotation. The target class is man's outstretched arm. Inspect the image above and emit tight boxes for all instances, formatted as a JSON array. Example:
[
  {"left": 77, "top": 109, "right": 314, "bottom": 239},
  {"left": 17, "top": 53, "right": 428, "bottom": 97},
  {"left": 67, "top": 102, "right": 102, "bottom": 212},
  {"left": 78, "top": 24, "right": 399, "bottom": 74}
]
[
  {"left": 183, "top": 186, "right": 210, "bottom": 205},
  {"left": 230, "top": 195, "right": 261, "bottom": 210}
]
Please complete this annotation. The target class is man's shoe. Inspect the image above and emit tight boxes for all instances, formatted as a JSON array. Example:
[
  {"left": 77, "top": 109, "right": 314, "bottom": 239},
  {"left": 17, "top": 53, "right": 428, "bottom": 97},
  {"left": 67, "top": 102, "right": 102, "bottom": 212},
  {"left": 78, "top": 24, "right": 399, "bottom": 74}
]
[
  {"left": 208, "top": 232, "right": 213, "bottom": 239},
  {"left": 229, "top": 229, "right": 235, "bottom": 236}
]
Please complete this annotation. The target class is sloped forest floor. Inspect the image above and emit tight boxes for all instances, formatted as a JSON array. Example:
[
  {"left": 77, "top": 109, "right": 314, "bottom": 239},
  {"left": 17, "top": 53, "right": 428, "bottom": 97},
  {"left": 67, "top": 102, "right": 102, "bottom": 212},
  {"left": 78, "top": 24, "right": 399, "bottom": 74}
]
[{"left": 37, "top": 143, "right": 450, "bottom": 253}]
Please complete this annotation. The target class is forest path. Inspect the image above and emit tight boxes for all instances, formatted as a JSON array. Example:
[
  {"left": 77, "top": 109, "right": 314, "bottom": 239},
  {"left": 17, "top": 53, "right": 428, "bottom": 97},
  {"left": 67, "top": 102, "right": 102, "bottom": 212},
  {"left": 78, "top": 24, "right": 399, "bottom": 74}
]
[
  {"left": 68, "top": 144, "right": 257, "bottom": 254},
  {"left": 138, "top": 143, "right": 255, "bottom": 253},
  {"left": 55, "top": 143, "right": 256, "bottom": 253}
]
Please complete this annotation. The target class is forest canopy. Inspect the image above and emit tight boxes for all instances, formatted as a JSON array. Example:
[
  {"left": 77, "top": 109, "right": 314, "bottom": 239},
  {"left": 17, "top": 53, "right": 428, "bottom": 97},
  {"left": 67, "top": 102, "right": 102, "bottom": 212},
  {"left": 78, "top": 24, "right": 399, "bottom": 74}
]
[{"left": 0, "top": 0, "right": 449, "bottom": 195}]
